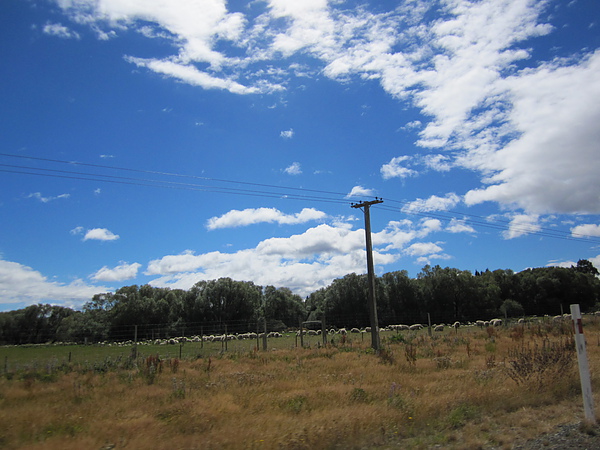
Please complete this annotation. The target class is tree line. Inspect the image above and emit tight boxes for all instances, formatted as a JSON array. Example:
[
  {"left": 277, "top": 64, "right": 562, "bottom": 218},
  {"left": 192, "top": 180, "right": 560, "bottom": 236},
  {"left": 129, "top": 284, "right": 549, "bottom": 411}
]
[{"left": 1, "top": 260, "right": 599, "bottom": 345}]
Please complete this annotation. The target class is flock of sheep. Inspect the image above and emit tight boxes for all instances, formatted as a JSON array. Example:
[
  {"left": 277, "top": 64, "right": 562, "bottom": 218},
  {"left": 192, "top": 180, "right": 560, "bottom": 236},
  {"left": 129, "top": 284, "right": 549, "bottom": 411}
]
[{"left": 87, "top": 312, "right": 592, "bottom": 348}]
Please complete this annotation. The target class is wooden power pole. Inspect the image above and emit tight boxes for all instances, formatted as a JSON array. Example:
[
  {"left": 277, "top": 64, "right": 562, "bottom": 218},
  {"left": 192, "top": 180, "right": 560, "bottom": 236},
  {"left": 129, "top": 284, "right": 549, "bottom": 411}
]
[{"left": 351, "top": 198, "right": 383, "bottom": 351}]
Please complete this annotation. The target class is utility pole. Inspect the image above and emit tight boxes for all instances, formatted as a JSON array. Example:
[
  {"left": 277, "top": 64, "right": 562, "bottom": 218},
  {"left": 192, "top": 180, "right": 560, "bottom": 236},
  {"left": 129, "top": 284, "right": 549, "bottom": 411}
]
[{"left": 351, "top": 198, "right": 383, "bottom": 351}]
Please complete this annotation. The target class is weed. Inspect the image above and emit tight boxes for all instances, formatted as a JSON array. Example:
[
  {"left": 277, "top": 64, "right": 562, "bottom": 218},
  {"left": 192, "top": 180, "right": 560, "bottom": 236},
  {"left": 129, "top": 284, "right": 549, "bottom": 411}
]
[
  {"left": 142, "top": 354, "right": 162, "bottom": 384},
  {"left": 484, "top": 340, "right": 497, "bottom": 353},
  {"left": 405, "top": 344, "right": 417, "bottom": 366},
  {"left": 171, "top": 377, "right": 186, "bottom": 399},
  {"left": 433, "top": 356, "right": 452, "bottom": 370},
  {"left": 170, "top": 358, "right": 180, "bottom": 373},
  {"left": 41, "top": 421, "right": 84, "bottom": 439},
  {"left": 473, "top": 369, "right": 496, "bottom": 385},
  {"left": 505, "top": 337, "right": 575, "bottom": 390},
  {"left": 283, "top": 395, "right": 308, "bottom": 413},
  {"left": 378, "top": 347, "right": 395, "bottom": 365},
  {"left": 510, "top": 325, "right": 525, "bottom": 341},
  {"left": 349, "top": 387, "right": 370, "bottom": 403},
  {"left": 446, "top": 402, "right": 479, "bottom": 429},
  {"left": 389, "top": 334, "right": 407, "bottom": 344}
]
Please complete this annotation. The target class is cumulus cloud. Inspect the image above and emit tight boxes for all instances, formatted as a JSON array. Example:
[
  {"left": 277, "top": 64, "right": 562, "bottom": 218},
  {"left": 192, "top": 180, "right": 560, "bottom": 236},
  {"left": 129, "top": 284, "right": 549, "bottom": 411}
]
[
  {"left": 146, "top": 218, "right": 450, "bottom": 297},
  {"left": 502, "top": 214, "right": 541, "bottom": 239},
  {"left": 206, "top": 207, "right": 326, "bottom": 230},
  {"left": 283, "top": 162, "right": 302, "bottom": 175},
  {"left": 83, "top": 228, "right": 120, "bottom": 241},
  {"left": 402, "top": 193, "right": 461, "bottom": 213},
  {"left": 405, "top": 242, "right": 443, "bottom": 257},
  {"left": 446, "top": 218, "right": 476, "bottom": 234},
  {"left": 0, "top": 259, "right": 108, "bottom": 308},
  {"left": 346, "top": 185, "right": 375, "bottom": 198},
  {"left": 463, "top": 51, "right": 600, "bottom": 214},
  {"left": 91, "top": 262, "right": 141, "bottom": 282},
  {"left": 380, "top": 156, "right": 418, "bottom": 180},
  {"left": 51, "top": 0, "right": 600, "bottom": 217},
  {"left": 423, "top": 154, "right": 452, "bottom": 172},
  {"left": 571, "top": 224, "right": 600, "bottom": 238}
]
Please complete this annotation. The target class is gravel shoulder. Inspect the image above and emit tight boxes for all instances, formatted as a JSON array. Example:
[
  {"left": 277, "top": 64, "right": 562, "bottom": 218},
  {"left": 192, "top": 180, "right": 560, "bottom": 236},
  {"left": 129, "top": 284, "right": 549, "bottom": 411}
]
[{"left": 512, "top": 422, "right": 600, "bottom": 449}]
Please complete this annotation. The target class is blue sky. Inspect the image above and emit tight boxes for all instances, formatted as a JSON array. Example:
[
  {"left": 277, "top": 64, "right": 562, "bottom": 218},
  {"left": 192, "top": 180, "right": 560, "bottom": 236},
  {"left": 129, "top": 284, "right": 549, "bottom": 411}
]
[{"left": 1, "top": 0, "right": 600, "bottom": 311}]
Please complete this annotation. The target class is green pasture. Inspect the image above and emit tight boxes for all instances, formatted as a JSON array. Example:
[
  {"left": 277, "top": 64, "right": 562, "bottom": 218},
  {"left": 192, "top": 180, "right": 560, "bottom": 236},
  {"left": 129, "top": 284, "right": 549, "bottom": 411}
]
[{"left": 0, "top": 329, "right": 389, "bottom": 370}]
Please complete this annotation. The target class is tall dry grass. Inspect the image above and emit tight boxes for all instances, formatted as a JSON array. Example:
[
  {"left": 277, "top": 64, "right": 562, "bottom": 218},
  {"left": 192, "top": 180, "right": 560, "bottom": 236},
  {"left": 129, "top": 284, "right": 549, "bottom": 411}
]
[{"left": 0, "top": 317, "right": 598, "bottom": 449}]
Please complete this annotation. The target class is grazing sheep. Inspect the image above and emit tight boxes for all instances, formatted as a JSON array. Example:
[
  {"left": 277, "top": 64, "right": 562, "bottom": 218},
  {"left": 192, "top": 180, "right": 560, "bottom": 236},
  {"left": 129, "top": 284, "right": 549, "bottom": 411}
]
[
  {"left": 452, "top": 321, "right": 460, "bottom": 329},
  {"left": 350, "top": 328, "right": 361, "bottom": 333},
  {"left": 409, "top": 324, "right": 423, "bottom": 331},
  {"left": 434, "top": 324, "right": 444, "bottom": 332},
  {"left": 490, "top": 318, "right": 502, "bottom": 327}
]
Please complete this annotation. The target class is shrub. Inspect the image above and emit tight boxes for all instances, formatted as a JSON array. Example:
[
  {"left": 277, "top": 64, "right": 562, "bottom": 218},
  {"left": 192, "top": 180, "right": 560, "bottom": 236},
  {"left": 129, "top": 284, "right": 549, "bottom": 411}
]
[{"left": 505, "top": 337, "right": 575, "bottom": 390}]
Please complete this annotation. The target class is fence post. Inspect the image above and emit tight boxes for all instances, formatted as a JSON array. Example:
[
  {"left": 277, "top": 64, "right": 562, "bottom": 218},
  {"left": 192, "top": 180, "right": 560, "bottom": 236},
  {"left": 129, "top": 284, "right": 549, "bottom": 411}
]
[
  {"left": 262, "top": 318, "right": 267, "bottom": 351},
  {"left": 299, "top": 319, "right": 304, "bottom": 348},
  {"left": 427, "top": 313, "right": 432, "bottom": 337},
  {"left": 570, "top": 304, "right": 596, "bottom": 424},
  {"left": 321, "top": 318, "right": 327, "bottom": 346}
]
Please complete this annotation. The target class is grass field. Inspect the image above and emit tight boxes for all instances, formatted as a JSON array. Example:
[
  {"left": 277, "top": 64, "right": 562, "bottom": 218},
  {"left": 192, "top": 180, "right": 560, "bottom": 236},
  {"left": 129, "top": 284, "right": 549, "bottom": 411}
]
[{"left": 1, "top": 317, "right": 599, "bottom": 449}]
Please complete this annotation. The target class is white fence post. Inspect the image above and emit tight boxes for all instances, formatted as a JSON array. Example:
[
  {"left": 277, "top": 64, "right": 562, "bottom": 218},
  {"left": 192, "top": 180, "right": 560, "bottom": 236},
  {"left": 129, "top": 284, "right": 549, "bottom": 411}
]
[{"left": 570, "top": 304, "right": 596, "bottom": 424}]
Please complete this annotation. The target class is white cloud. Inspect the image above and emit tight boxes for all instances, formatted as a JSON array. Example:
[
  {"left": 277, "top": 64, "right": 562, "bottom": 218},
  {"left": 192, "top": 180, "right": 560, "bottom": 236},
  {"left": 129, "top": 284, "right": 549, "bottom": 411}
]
[
  {"left": 446, "top": 218, "right": 476, "bottom": 234},
  {"left": 206, "top": 207, "right": 326, "bottom": 230},
  {"left": 463, "top": 51, "right": 600, "bottom": 214},
  {"left": 0, "top": 259, "right": 108, "bottom": 308},
  {"left": 146, "top": 218, "right": 449, "bottom": 297},
  {"left": 423, "top": 154, "right": 452, "bottom": 172},
  {"left": 91, "top": 262, "right": 141, "bottom": 282},
  {"left": 571, "top": 224, "right": 600, "bottom": 238},
  {"left": 502, "top": 214, "right": 541, "bottom": 239},
  {"left": 380, "top": 156, "right": 418, "bottom": 180},
  {"left": 125, "top": 56, "right": 277, "bottom": 95},
  {"left": 402, "top": 193, "right": 461, "bottom": 213},
  {"left": 280, "top": 128, "right": 294, "bottom": 138},
  {"left": 70, "top": 226, "right": 84, "bottom": 235},
  {"left": 283, "top": 162, "right": 302, "bottom": 175},
  {"left": 83, "top": 228, "right": 120, "bottom": 241},
  {"left": 43, "top": 22, "right": 80, "bottom": 39},
  {"left": 28, "top": 192, "right": 70, "bottom": 203},
  {"left": 346, "top": 185, "right": 375, "bottom": 198},
  {"left": 405, "top": 242, "right": 443, "bottom": 257},
  {"left": 52, "top": 0, "right": 600, "bottom": 216}
]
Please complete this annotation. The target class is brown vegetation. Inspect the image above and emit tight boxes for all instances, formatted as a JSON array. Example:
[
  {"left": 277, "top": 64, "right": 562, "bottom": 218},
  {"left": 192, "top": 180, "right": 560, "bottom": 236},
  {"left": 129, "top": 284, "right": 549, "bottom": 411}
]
[{"left": 1, "top": 317, "right": 599, "bottom": 449}]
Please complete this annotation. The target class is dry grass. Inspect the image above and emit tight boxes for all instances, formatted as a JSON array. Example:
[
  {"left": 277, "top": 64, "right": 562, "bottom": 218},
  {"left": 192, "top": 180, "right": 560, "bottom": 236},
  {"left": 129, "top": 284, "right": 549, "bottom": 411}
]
[{"left": 1, "top": 317, "right": 599, "bottom": 449}]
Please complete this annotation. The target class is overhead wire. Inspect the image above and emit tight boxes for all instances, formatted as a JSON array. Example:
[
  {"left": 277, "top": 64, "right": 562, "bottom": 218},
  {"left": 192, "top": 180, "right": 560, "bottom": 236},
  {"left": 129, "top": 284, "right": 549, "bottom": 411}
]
[{"left": 2, "top": 152, "right": 599, "bottom": 245}]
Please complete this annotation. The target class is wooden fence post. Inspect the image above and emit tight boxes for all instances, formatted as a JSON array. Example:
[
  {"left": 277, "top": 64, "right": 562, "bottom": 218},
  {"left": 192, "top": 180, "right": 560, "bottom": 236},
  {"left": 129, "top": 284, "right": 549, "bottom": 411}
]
[{"left": 262, "top": 318, "right": 267, "bottom": 351}]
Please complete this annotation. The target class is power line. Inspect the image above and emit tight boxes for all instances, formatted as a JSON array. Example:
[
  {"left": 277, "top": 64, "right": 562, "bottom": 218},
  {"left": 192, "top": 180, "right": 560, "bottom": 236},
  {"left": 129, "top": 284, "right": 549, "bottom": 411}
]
[{"left": 2, "top": 152, "right": 599, "bottom": 245}]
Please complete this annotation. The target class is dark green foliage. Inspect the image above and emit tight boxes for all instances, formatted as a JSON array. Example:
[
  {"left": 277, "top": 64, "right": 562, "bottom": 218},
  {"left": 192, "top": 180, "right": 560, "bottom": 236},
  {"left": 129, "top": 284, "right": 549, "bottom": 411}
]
[{"left": 2, "top": 260, "right": 599, "bottom": 345}]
